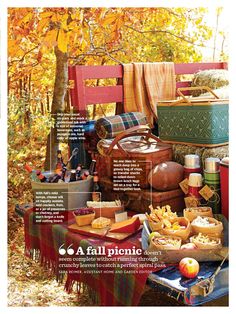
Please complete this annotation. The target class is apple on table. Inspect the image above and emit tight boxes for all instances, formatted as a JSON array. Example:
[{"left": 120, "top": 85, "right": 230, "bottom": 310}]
[{"left": 179, "top": 257, "right": 200, "bottom": 279}]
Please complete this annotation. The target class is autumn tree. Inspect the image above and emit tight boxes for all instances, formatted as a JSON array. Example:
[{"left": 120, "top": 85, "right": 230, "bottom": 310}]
[{"left": 8, "top": 7, "right": 222, "bottom": 169}]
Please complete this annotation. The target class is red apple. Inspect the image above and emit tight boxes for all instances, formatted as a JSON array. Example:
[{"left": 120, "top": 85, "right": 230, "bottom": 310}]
[
  {"left": 179, "top": 257, "right": 199, "bottom": 278},
  {"left": 181, "top": 243, "right": 197, "bottom": 250}
]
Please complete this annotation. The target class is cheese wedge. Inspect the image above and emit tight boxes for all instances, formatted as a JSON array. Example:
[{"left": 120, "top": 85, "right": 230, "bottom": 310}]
[
  {"left": 132, "top": 214, "right": 147, "bottom": 224},
  {"left": 109, "top": 217, "right": 141, "bottom": 233},
  {"left": 91, "top": 217, "right": 111, "bottom": 229}
]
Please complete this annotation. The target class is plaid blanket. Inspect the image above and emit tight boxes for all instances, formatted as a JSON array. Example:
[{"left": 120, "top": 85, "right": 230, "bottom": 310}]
[
  {"left": 24, "top": 208, "right": 164, "bottom": 306},
  {"left": 95, "top": 112, "right": 147, "bottom": 139},
  {"left": 123, "top": 63, "right": 176, "bottom": 127}
]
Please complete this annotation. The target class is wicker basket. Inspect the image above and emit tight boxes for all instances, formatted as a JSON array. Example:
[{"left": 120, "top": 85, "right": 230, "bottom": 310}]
[
  {"left": 157, "top": 86, "right": 228, "bottom": 147},
  {"left": 183, "top": 207, "right": 213, "bottom": 222}
]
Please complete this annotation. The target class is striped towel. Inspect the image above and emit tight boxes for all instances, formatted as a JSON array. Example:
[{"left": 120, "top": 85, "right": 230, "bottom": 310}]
[{"left": 123, "top": 62, "right": 176, "bottom": 127}]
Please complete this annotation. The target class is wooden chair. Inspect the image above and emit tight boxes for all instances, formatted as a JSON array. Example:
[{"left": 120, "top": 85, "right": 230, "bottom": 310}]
[
  {"left": 68, "top": 62, "right": 228, "bottom": 112},
  {"left": 68, "top": 65, "right": 123, "bottom": 114}
]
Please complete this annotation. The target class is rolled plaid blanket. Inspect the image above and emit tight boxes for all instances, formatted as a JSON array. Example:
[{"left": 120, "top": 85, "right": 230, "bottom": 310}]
[{"left": 95, "top": 112, "right": 147, "bottom": 139}]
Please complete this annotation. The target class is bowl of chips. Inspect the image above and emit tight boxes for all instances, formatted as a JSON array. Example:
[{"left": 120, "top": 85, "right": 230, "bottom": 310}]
[
  {"left": 150, "top": 234, "right": 182, "bottom": 250},
  {"left": 183, "top": 207, "right": 213, "bottom": 222},
  {"left": 145, "top": 205, "right": 177, "bottom": 231},
  {"left": 190, "top": 233, "right": 222, "bottom": 249},
  {"left": 191, "top": 216, "right": 223, "bottom": 237},
  {"left": 160, "top": 217, "right": 191, "bottom": 241}
]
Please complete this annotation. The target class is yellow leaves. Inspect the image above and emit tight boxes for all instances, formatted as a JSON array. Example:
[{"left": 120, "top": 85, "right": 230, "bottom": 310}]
[
  {"left": 40, "top": 11, "right": 53, "bottom": 19},
  {"left": 37, "top": 17, "right": 51, "bottom": 33},
  {"left": 101, "top": 14, "right": 118, "bottom": 27},
  {"left": 57, "top": 29, "right": 68, "bottom": 53},
  {"left": 68, "top": 20, "right": 80, "bottom": 32},
  {"left": 79, "top": 10, "right": 84, "bottom": 23},
  {"left": 42, "top": 27, "right": 71, "bottom": 53},
  {"left": 80, "top": 38, "right": 87, "bottom": 51},
  {"left": 116, "top": 15, "right": 125, "bottom": 30},
  {"left": 8, "top": 39, "right": 25, "bottom": 58},
  {"left": 21, "top": 12, "right": 33, "bottom": 24},
  {"left": 37, "top": 50, "right": 43, "bottom": 62},
  {"left": 43, "top": 30, "right": 58, "bottom": 48},
  {"left": 60, "top": 13, "right": 69, "bottom": 31},
  {"left": 99, "top": 9, "right": 107, "bottom": 21},
  {"left": 70, "top": 9, "right": 83, "bottom": 22},
  {"left": 8, "top": 39, "right": 18, "bottom": 52}
]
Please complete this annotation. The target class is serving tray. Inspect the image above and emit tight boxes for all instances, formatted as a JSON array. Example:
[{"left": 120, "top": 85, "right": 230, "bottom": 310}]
[
  {"left": 141, "top": 214, "right": 228, "bottom": 263},
  {"left": 68, "top": 218, "right": 142, "bottom": 243}
]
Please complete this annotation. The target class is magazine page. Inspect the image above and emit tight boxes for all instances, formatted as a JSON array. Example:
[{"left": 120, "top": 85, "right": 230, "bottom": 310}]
[{"left": 4, "top": 2, "right": 231, "bottom": 310}]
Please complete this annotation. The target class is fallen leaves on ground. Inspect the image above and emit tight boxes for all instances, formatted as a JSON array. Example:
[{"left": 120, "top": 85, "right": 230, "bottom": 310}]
[{"left": 8, "top": 216, "right": 94, "bottom": 307}]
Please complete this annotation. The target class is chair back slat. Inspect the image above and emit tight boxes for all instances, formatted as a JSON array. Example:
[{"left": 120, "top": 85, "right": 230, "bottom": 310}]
[{"left": 68, "top": 62, "right": 228, "bottom": 109}]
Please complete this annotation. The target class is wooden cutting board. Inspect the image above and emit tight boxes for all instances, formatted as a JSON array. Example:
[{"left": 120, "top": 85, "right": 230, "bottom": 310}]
[{"left": 68, "top": 219, "right": 142, "bottom": 242}]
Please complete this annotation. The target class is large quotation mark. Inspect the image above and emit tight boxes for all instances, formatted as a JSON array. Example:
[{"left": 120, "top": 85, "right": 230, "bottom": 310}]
[
  {"left": 67, "top": 244, "right": 75, "bottom": 255},
  {"left": 58, "top": 244, "right": 66, "bottom": 255},
  {"left": 58, "top": 243, "right": 74, "bottom": 255}
]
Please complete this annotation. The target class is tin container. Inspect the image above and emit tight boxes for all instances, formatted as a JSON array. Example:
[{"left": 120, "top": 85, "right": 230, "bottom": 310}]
[
  {"left": 220, "top": 157, "right": 229, "bottom": 219},
  {"left": 188, "top": 186, "right": 202, "bottom": 200},
  {"left": 32, "top": 173, "right": 93, "bottom": 210},
  {"left": 184, "top": 155, "right": 201, "bottom": 178},
  {"left": 203, "top": 170, "right": 220, "bottom": 183},
  {"left": 157, "top": 88, "right": 229, "bottom": 146},
  {"left": 184, "top": 154, "right": 200, "bottom": 168},
  {"left": 188, "top": 173, "right": 203, "bottom": 187},
  {"left": 184, "top": 167, "right": 201, "bottom": 179},
  {"left": 188, "top": 173, "right": 203, "bottom": 202},
  {"left": 204, "top": 168, "right": 221, "bottom": 214},
  {"left": 204, "top": 157, "right": 220, "bottom": 173}
]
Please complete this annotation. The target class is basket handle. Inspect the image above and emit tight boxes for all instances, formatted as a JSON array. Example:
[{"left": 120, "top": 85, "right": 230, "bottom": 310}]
[
  {"left": 106, "top": 125, "right": 161, "bottom": 157},
  {"left": 176, "top": 86, "right": 220, "bottom": 105}
]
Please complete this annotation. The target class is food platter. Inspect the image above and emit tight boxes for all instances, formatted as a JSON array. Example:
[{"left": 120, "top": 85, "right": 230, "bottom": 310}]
[
  {"left": 141, "top": 214, "right": 228, "bottom": 263},
  {"left": 68, "top": 218, "right": 142, "bottom": 243}
]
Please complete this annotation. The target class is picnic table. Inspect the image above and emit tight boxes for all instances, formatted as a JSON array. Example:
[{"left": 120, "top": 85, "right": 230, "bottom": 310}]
[{"left": 16, "top": 204, "right": 228, "bottom": 306}]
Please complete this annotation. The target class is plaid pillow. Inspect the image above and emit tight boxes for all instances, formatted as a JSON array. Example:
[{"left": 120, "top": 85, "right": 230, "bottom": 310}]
[{"left": 95, "top": 112, "right": 147, "bottom": 139}]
